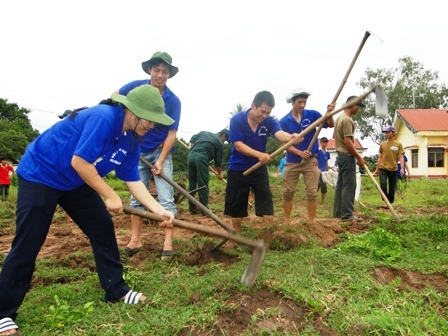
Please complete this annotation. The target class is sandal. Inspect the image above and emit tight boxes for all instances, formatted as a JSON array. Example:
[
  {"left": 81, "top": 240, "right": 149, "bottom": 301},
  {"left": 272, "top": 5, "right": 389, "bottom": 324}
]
[
  {"left": 0, "top": 317, "right": 18, "bottom": 334},
  {"left": 123, "top": 290, "right": 145, "bottom": 304},
  {"left": 122, "top": 247, "right": 142, "bottom": 257},
  {"left": 161, "top": 250, "right": 175, "bottom": 261}
]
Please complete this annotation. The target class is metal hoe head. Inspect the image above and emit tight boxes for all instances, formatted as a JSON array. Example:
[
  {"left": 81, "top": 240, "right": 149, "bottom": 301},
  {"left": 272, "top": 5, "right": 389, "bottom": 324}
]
[
  {"left": 374, "top": 85, "right": 389, "bottom": 117},
  {"left": 122, "top": 205, "right": 267, "bottom": 287},
  {"left": 240, "top": 239, "right": 266, "bottom": 286}
]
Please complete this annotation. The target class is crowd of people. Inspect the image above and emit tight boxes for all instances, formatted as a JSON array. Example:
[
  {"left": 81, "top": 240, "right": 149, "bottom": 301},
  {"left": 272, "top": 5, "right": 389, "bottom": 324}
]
[{"left": 0, "top": 50, "right": 407, "bottom": 335}]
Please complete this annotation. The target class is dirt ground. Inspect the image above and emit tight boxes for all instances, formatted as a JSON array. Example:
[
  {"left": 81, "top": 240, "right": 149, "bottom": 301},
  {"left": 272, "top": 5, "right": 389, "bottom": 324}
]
[{"left": 1, "top": 202, "right": 448, "bottom": 335}]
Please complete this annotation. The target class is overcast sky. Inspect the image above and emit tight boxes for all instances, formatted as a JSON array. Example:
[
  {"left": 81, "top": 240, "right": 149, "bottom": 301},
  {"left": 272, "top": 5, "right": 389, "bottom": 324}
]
[{"left": 1, "top": 0, "right": 446, "bottom": 156}]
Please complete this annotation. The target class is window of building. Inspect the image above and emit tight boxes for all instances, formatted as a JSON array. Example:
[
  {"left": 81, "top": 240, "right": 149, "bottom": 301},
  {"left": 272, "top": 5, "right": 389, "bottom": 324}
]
[
  {"left": 427, "top": 147, "right": 444, "bottom": 168},
  {"left": 411, "top": 149, "right": 418, "bottom": 168}
]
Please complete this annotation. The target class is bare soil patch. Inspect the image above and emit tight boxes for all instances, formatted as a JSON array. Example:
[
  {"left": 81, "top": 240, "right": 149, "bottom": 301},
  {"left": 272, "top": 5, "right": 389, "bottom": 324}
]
[{"left": 1, "top": 203, "right": 448, "bottom": 335}]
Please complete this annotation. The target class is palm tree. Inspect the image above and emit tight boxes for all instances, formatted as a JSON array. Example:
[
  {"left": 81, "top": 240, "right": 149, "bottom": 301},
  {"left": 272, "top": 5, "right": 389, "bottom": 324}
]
[{"left": 228, "top": 103, "right": 248, "bottom": 117}]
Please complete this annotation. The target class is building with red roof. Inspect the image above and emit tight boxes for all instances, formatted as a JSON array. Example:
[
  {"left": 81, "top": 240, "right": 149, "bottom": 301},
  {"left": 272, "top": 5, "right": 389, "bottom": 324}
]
[
  {"left": 394, "top": 109, "right": 448, "bottom": 178},
  {"left": 323, "top": 138, "right": 367, "bottom": 169}
]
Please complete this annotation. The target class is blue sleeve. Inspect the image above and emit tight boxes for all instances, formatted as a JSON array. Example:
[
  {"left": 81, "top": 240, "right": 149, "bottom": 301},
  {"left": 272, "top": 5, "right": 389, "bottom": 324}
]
[
  {"left": 267, "top": 116, "right": 282, "bottom": 136},
  {"left": 118, "top": 79, "right": 150, "bottom": 95},
  {"left": 165, "top": 96, "right": 181, "bottom": 131},
  {"left": 228, "top": 114, "right": 245, "bottom": 143},
  {"left": 74, "top": 116, "right": 114, "bottom": 163}
]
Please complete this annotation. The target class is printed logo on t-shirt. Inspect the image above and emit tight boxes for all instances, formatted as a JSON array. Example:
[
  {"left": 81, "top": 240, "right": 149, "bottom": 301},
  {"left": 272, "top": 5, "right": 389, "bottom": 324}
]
[
  {"left": 301, "top": 119, "right": 311, "bottom": 129},
  {"left": 258, "top": 126, "right": 268, "bottom": 136},
  {"left": 390, "top": 146, "right": 399, "bottom": 151},
  {"left": 93, "top": 157, "right": 104, "bottom": 166},
  {"left": 109, "top": 148, "right": 128, "bottom": 165}
]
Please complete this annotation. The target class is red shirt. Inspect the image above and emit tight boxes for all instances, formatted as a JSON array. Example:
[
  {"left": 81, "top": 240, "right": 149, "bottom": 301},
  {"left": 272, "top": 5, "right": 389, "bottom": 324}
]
[{"left": 0, "top": 163, "right": 14, "bottom": 184}]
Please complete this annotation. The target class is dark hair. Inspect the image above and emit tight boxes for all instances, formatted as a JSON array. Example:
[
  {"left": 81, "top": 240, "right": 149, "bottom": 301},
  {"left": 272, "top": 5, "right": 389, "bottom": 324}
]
[
  {"left": 149, "top": 60, "right": 169, "bottom": 71},
  {"left": 252, "top": 91, "right": 275, "bottom": 108},
  {"left": 66, "top": 99, "right": 117, "bottom": 119},
  {"left": 291, "top": 94, "right": 309, "bottom": 103},
  {"left": 219, "top": 129, "right": 229, "bottom": 139},
  {"left": 0, "top": 157, "right": 6, "bottom": 161},
  {"left": 98, "top": 98, "right": 118, "bottom": 106}
]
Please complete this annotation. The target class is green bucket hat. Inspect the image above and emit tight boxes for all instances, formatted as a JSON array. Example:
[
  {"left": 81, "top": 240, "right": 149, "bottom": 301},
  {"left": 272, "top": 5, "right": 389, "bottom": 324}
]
[
  {"left": 141, "top": 51, "right": 179, "bottom": 78},
  {"left": 111, "top": 85, "right": 174, "bottom": 126}
]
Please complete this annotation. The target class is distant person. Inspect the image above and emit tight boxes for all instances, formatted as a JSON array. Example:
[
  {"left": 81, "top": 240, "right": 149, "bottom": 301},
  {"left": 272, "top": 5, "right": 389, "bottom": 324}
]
[
  {"left": 396, "top": 153, "right": 410, "bottom": 199},
  {"left": 275, "top": 152, "right": 286, "bottom": 178},
  {"left": 279, "top": 88, "right": 335, "bottom": 225},
  {"left": 0, "top": 85, "right": 175, "bottom": 335},
  {"left": 317, "top": 137, "right": 330, "bottom": 205},
  {"left": 118, "top": 51, "right": 181, "bottom": 260},
  {"left": 0, "top": 157, "right": 14, "bottom": 201},
  {"left": 374, "top": 126, "right": 404, "bottom": 205},
  {"left": 224, "top": 91, "right": 302, "bottom": 232},
  {"left": 333, "top": 96, "right": 366, "bottom": 223},
  {"left": 187, "top": 129, "right": 228, "bottom": 214}
]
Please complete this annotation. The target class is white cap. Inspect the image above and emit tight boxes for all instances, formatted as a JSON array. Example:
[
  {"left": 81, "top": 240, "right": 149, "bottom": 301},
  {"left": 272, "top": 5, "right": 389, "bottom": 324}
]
[{"left": 286, "top": 88, "right": 311, "bottom": 103}]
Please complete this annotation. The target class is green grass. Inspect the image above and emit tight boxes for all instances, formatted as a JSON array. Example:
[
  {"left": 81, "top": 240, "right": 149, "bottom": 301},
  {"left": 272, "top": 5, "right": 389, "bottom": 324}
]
[{"left": 1, "top": 172, "right": 448, "bottom": 335}]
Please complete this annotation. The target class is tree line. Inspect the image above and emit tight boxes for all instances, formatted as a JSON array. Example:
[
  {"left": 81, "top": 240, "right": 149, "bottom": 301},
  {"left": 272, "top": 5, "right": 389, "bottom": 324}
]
[{"left": 1, "top": 56, "right": 447, "bottom": 167}]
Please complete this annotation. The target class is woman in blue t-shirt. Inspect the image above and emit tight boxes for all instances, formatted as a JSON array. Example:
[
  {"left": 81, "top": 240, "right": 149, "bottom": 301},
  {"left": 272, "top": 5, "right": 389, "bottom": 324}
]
[{"left": 0, "top": 85, "right": 175, "bottom": 335}]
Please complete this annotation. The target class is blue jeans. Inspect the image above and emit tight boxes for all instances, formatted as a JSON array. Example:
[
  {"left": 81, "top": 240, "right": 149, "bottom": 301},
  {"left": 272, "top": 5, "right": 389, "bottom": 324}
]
[
  {"left": 333, "top": 153, "right": 356, "bottom": 220},
  {"left": 129, "top": 148, "right": 177, "bottom": 216}
]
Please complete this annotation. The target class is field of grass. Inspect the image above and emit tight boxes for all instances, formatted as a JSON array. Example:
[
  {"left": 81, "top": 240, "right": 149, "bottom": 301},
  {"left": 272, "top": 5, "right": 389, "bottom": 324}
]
[{"left": 1, "top": 172, "right": 448, "bottom": 335}]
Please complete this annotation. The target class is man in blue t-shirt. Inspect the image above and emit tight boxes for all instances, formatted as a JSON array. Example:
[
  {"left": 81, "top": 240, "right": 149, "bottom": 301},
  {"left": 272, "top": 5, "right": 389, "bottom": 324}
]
[
  {"left": 279, "top": 88, "right": 335, "bottom": 225},
  {"left": 117, "top": 51, "right": 181, "bottom": 260},
  {"left": 317, "top": 137, "right": 331, "bottom": 204},
  {"left": 224, "top": 91, "right": 302, "bottom": 232}
]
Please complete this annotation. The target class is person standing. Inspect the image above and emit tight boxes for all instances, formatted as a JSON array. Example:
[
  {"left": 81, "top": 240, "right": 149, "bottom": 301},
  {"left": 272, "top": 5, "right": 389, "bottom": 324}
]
[
  {"left": 187, "top": 129, "right": 227, "bottom": 214},
  {"left": 317, "top": 137, "right": 330, "bottom": 205},
  {"left": 373, "top": 126, "right": 405, "bottom": 205},
  {"left": 279, "top": 88, "right": 335, "bottom": 225},
  {"left": 275, "top": 152, "right": 286, "bottom": 178},
  {"left": 396, "top": 153, "right": 410, "bottom": 199},
  {"left": 0, "top": 85, "right": 175, "bottom": 335},
  {"left": 224, "top": 91, "right": 302, "bottom": 232},
  {"left": 118, "top": 51, "right": 181, "bottom": 260},
  {"left": 333, "top": 96, "right": 366, "bottom": 223},
  {"left": 0, "top": 158, "right": 14, "bottom": 201}
]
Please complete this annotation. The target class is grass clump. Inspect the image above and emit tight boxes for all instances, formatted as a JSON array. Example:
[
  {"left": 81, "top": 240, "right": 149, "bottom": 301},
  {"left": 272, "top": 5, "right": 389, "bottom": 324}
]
[{"left": 339, "top": 227, "right": 403, "bottom": 262}]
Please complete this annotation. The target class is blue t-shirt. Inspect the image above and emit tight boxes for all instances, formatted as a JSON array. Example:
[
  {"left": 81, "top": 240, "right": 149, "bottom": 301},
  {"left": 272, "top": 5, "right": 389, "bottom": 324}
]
[
  {"left": 17, "top": 104, "right": 141, "bottom": 190},
  {"left": 279, "top": 109, "right": 328, "bottom": 163},
  {"left": 119, "top": 79, "right": 181, "bottom": 152},
  {"left": 317, "top": 149, "right": 330, "bottom": 172},
  {"left": 397, "top": 154, "right": 408, "bottom": 176},
  {"left": 228, "top": 110, "right": 281, "bottom": 171}
]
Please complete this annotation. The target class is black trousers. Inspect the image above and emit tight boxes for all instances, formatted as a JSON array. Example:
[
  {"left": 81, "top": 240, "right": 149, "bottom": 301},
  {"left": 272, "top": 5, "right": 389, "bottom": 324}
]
[
  {"left": 0, "top": 176, "right": 129, "bottom": 321},
  {"left": 379, "top": 169, "right": 398, "bottom": 203},
  {"left": 0, "top": 184, "right": 10, "bottom": 200}
]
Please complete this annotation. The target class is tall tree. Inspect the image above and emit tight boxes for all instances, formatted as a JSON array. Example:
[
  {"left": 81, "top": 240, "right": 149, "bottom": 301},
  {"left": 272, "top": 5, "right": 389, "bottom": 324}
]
[
  {"left": 353, "top": 56, "right": 448, "bottom": 145},
  {"left": 0, "top": 98, "right": 40, "bottom": 162},
  {"left": 229, "top": 103, "right": 248, "bottom": 117}
]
